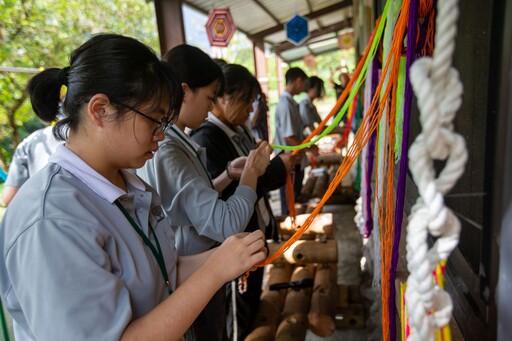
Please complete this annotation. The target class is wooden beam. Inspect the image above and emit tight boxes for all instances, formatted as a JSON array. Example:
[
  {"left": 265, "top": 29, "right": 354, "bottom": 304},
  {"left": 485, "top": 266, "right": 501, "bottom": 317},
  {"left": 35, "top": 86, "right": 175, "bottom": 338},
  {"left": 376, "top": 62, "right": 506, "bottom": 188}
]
[
  {"left": 154, "top": 0, "right": 186, "bottom": 56},
  {"left": 249, "top": 0, "right": 353, "bottom": 40},
  {"left": 252, "top": 0, "right": 280, "bottom": 24}
]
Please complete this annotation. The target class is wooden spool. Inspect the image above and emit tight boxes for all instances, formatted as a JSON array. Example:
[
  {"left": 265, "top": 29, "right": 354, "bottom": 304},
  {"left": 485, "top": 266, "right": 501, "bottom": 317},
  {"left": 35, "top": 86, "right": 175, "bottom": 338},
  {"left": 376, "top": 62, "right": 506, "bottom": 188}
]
[
  {"left": 267, "top": 239, "right": 337, "bottom": 265},
  {"left": 308, "top": 263, "right": 338, "bottom": 337},
  {"left": 246, "top": 263, "right": 293, "bottom": 341},
  {"left": 275, "top": 266, "right": 314, "bottom": 341},
  {"left": 278, "top": 213, "right": 334, "bottom": 235},
  {"left": 315, "top": 152, "right": 342, "bottom": 166}
]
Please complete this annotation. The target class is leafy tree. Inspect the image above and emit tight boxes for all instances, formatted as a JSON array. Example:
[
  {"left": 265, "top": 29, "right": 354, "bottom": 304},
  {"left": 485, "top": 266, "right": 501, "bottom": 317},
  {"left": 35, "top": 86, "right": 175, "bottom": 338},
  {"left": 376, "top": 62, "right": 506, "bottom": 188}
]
[{"left": 0, "top": 0, "right": 159, "bottom": 168}]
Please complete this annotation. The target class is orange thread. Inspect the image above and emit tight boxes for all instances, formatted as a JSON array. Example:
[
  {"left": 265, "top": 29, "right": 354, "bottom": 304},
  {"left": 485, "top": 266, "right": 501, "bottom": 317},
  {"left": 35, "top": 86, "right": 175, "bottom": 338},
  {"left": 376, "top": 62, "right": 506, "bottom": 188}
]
[
  {"left": 258, "top": 16, "right": 393, "bottom": 267},
  {"left": 281, "top": 16, "right": 383, "bottom": 239},
  {"left": 377, "top": 2, "right": 411, "bottom": 339}
]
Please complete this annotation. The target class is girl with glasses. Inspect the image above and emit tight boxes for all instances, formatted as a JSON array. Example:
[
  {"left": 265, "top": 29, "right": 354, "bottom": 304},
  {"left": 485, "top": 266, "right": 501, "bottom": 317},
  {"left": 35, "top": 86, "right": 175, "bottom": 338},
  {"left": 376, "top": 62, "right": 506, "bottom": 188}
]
[{"left": 0, "top": 34, "right": 266, "bottom": 341}]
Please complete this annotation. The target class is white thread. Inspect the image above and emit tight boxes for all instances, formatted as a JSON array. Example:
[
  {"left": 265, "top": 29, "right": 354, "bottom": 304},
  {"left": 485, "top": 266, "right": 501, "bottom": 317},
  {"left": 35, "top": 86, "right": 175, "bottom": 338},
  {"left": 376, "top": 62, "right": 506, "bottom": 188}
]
[
  {"left": 405, "top": 0, "right": 468, "bottom": 340},
  {"left": 231, "top": 280, "right": 238, "bottom": 341}
]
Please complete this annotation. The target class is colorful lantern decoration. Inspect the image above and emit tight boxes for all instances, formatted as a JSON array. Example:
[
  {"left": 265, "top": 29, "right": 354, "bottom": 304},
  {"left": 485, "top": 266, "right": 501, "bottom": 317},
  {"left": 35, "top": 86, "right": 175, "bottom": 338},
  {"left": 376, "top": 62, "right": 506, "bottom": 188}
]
[
  {"left": 205, "top": 8, "right": 236, "bottom": 47},
  {"left": 286, "top": 14, "right": 310, "bottom": 46}
]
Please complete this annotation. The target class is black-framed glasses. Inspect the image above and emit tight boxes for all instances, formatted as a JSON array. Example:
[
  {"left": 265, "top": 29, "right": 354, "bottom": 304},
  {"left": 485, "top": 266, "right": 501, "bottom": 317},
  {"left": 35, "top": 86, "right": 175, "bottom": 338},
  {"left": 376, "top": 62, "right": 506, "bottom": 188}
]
[{"left": 115, "top": 101, "right": 172, "bottom": 136}]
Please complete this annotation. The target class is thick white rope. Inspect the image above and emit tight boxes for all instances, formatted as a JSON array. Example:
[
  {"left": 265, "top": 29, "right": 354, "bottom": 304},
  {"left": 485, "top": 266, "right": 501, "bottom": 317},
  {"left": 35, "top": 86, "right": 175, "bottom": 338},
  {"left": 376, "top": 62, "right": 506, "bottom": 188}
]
[{"left": 405, "top": 0, "right": 468, "bottom": 340}]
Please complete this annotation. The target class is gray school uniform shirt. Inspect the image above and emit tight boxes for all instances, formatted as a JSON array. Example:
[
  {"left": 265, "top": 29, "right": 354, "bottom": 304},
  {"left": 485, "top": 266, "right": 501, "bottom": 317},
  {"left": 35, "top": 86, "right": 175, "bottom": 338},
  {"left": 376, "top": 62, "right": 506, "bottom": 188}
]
[
  {"left": 137, "top": 125, "right": 257, "bottom": 256},
  {"left": 273, "top": 91, "right": 308, "bottom": 168},
  {"left": 0, "top": 144, "right": 177, "bottom": 341},
  {"left": 5, "top": 125, "right": 62, "bottom": 188}
]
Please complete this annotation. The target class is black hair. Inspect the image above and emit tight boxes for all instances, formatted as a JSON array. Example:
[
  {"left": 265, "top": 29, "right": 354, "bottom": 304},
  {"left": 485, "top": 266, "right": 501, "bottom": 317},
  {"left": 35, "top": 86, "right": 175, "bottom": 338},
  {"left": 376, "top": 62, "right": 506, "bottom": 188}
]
[
  {"left": 218, "top": 64, "right": 259, "bottom": 104},
  {"left": 27, "top": 33, "right": 182, "bottom": 140},
  {"left": 305, "top": 76, "right": 325, "bottom": 98},
  {"left": 162, "top": 44, "right": 224, "bottom": 96},
  {"left": 285, "top": 67, "right": 308, "bottom": 84},
  {"left": 213, "top": 58, "right": 228, "bottom": 68}
]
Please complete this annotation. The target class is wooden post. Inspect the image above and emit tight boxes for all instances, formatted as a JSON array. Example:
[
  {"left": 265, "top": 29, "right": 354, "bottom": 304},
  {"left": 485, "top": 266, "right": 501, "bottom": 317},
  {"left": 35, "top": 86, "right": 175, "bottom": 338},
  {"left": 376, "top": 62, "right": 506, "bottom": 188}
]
[
  {"left": 308, "top": 263, "right": 338, "bottom": 337},
  {"left": 246, "top": 263, "right": 293, "bottom": 341},
  {"left": 253, "top": 39, "right": 268, "bottom": 95},
  {"left": 275, "top": 266, "right": 315, "bottom": 341},
  {"left": 154, "top": 0, "right": 186, "bottom": 56}
]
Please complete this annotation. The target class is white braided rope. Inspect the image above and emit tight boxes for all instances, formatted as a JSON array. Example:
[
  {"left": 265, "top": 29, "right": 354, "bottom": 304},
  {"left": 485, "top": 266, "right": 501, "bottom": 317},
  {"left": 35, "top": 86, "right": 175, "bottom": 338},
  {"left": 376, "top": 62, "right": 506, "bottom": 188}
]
[{"left": 405, "top": 0, "right": 468, "bottom": 340}]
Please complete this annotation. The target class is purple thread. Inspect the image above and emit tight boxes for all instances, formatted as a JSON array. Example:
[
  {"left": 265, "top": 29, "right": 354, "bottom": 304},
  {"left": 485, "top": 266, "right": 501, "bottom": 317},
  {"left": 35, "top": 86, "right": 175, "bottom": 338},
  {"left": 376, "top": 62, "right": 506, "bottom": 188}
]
[
  {"left": 363, "top": 58, "right": 381, "bottom": 237},
  {"left": 389, "top": 1, "right": 418, "bottom": 340}
]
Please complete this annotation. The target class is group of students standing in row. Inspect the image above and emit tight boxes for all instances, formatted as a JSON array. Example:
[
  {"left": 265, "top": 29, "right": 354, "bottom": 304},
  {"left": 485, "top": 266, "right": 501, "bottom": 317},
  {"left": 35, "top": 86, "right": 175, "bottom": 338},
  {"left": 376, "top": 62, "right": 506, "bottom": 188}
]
[{"left": 0, "top": 33, "right": 335, "bottom": 341}]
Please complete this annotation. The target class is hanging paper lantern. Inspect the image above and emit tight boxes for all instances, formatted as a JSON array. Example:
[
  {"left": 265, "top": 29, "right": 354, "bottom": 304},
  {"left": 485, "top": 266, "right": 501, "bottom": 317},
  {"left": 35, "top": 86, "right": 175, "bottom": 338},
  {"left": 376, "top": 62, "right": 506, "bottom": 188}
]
[
  {"left": 286, "top": 14, "right": 310, "bottom": 46},
  {"left": 338, "top": 31, "right": 354, "bottom": 50},
  {"left": 205, "top": 8, "right": 236, "bottom": 47}
]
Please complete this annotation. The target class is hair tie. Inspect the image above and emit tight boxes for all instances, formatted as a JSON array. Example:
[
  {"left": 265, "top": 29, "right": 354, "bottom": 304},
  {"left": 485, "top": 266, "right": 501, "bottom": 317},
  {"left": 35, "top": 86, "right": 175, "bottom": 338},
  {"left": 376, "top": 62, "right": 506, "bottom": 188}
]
[{"left": 58, "top": 67, "right": 70, "bottom": 86}]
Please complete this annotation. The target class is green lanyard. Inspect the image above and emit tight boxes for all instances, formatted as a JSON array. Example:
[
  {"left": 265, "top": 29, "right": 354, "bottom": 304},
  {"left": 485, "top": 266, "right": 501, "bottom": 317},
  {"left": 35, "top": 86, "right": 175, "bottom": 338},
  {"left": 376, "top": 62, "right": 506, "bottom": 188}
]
[
  {"left": 114, "top": 200, "right": 172, "bottom": 295},
  {"left": 169, "top": 125, "right": 214, "bottom": 188}
]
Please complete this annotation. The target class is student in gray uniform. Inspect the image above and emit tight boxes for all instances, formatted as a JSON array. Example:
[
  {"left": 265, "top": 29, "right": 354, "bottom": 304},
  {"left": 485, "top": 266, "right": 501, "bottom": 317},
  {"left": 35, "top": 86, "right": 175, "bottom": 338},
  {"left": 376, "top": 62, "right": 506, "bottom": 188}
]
[
  {"left": 273, "top": 67, "right": 310, "bottom": 216},
  {"left": 299, "top": 75, "right": 325, "bottom": 134},
  {"left": 1, "top": 125, "right": 62, "bottom": 206},
  {"left": 137, "top": 44, "right": 272, "bottom": 341},
  {"left": 0, "top": 34, "right": 266, "bottom": 341},
  {"left": 190, "top": 63, "right": 296, "bottom": 340}
]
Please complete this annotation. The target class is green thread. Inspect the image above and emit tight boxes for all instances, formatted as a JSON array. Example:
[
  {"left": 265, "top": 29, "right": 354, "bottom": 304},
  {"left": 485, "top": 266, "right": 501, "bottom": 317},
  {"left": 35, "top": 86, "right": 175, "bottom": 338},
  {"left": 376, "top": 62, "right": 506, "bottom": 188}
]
[
  {"left": 394, "top": 56, "right": 407, "bottom": 162},
  {"left": 271, "top": 1, "right": 390, "bottom": 151}
]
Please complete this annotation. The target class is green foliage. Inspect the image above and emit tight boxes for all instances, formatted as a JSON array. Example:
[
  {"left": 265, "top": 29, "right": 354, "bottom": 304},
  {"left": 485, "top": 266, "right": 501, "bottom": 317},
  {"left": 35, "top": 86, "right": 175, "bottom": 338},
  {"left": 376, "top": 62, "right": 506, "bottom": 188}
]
[{"left": 0, "top": 0, "right": 159, "bottom": 167}]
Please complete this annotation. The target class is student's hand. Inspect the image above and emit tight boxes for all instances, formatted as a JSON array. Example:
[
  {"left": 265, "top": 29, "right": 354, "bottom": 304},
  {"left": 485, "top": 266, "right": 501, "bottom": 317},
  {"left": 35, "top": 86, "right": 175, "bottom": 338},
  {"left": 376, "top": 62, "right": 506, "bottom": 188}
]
[
  {"left": 228, "top": 156, "right": 247, "bottom": 180},
  {"left": 244, "top": 141, "right": 272, "bottom": 177},
  {"left": 277, "top": 152, "right": 297, "bottom": 173},
  {"left": 206, "top": 230, "right": 267, "bottom": 282}
]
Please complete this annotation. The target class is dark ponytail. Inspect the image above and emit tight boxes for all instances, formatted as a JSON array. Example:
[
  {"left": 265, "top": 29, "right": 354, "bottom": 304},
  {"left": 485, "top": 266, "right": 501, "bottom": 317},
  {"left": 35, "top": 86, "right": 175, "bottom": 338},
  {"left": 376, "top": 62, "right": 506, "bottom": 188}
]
[{"left": 27, "top": 68, "right": 64, "bottom": 123}]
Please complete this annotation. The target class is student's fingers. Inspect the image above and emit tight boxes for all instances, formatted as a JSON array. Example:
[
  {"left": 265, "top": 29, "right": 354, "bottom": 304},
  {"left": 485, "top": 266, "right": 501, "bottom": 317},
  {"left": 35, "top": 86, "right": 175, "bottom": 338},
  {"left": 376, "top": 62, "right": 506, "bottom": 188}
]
[
  {"left": 232, "top": 232, "right": 250, "bottom": 239},
  {"left": 247, "top": 250, "right": 266, "bottom": 268},
  {"left": 244, "top": 238, "right": 265, "bottom": 256},
  {"left": 240, "top": 230, "right": 265, "bottom": 245},
  {"left": 230, "top": 156, "right": 247, "bottom": 169},
  {"left": 260, "top": 141, "right": 273, "bottom": 157}
]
